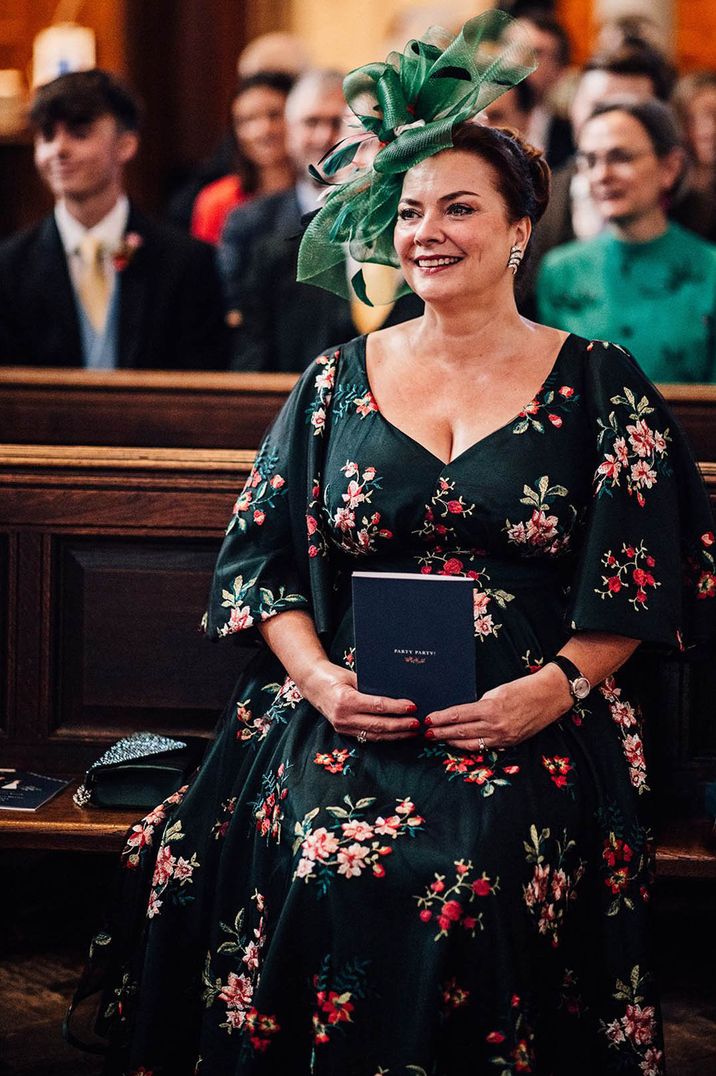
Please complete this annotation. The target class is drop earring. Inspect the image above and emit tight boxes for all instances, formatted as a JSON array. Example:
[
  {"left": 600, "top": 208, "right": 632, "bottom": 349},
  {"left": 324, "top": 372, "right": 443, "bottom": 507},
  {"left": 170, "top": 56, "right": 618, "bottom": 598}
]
[{"left": 507, "top": 244, "right": 523, "bottom": 274}]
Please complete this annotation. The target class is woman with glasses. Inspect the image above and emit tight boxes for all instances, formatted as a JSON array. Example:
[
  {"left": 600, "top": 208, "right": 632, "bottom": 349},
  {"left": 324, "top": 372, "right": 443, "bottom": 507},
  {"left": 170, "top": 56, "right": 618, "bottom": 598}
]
[{"left": 537, "top": 97, "right": 716, "bottom": 383}]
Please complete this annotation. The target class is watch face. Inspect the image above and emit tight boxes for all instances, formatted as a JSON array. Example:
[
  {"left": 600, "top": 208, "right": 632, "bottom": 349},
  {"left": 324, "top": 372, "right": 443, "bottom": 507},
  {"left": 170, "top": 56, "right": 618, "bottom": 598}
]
[{"left": 572, "top": 676, "right": 591, "bottom": 700}]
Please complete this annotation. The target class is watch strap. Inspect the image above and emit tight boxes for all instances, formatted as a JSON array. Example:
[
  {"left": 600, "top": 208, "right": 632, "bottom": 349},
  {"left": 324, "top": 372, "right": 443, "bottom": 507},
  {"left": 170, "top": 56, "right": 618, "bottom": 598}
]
[{"left": 550, "top": 654, "right": 584, "bottom": 688}]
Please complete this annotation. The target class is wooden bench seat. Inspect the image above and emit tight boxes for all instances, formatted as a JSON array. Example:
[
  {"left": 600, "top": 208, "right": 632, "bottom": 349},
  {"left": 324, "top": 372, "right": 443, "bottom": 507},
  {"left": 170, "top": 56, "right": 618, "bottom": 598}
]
[{"left": 1, "top": 783, "right": 714, "bottom": 882}]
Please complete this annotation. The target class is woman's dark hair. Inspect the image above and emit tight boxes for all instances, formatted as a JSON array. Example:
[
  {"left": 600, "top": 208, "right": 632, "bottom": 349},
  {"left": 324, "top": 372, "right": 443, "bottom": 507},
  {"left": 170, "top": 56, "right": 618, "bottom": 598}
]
[
  {"left": 586, "top": 97, "right": 684, "bottom": 159},
  {"left": 231, "top": 71, "right": 295, "bottom": 195},
  {"left": 451, "top": 121, "right": 551, "bottom": 227}
]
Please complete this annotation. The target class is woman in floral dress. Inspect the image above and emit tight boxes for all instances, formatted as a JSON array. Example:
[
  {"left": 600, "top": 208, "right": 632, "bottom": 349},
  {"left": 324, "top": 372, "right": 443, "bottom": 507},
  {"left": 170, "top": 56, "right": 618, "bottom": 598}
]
[{"left": 78, "top": 15, "right": 715, "bottom": 1076}]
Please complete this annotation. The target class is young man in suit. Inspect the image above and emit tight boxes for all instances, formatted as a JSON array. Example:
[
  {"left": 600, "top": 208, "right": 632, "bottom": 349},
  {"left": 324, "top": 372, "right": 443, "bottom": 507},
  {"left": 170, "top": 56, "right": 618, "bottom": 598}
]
[
  {"left": 219, "top": 70, "right": 422, "bottom": 372},
  {"left": 0, "top": 69, "right": 228, "bottom": 369}
]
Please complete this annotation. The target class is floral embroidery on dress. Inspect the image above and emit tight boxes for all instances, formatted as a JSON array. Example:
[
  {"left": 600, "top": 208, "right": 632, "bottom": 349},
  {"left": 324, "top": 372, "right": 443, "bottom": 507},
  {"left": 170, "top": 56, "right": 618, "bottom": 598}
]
[
  {"left": 202, "top": 891, "right": 280, "bottom": 1052},
  {"left": 504, "top": 476, "right": 576, "bottom": 556},
  {"left": 687, "top": 530, "right": 716, "bottom": 602},
  {"left": 227, "top": 444, "right": 287, "bottom": 536},
  {"left": 311, "top": 954, "right": 370, "bottom": 1048},
  {"left": 293, "top": 796, "right": 424, "bottom": 896},
  {"left": 598, "top": 810, "right": 653, "bottom": 917},
  {"left": 522, "top": 825, "right": 585, "bottom": 948},
  {"left": 415, "top": 550, "right": 515, "bottom": 640},
  {"left": 217, "top": 573, "right": 307, "bottom": 636},
  {"left": 415, "top": 859, "right": 499, "bottom": 941},
  {"left": 122, "top": 784, "right": 189, "bottom": 869},
  {"left": 421, "top": 745, "right": 520, "bottom": 795},
  {"left": 147, "top": 820, "right": 200, "bottom": 918},
  {"left": 250, "top": 761, "right": 290, "bottom": 844},
  {"left": 330, "top": 460, "right": 394, "bottom": 555},
  {"left": 485, "top": 996, "right": 537, "bottom": 1075},
  {"left": 211, "top": 797, "right": 237, "bottom": 840},
  {"left": 600, "top": 966, "right": 664, "bottom": 1075},
  {"left": 541, "top": 755, "right": 574, "bottom": 792},
  {"left": 306, "top": 351, "right": 338, "bottom": 434},
  {"left": 600, "top": 677, "right": 649, "bottom": 792},
  {"left": 512, "top": 381, "right": 578, "bottom": 435},
  {"left": 441, "top": 978, "right": 471, "bottom": 1012},
  {"left": 414, "top": 475, "right": 475, "bottom": 545},
  {"left": 595, "top": 387, "right": 671, "bottom": 508},
  {"left": 595, "top": 542, "right": 660, "bottom": 612},
  {"left": 314, "top": 747, "right": 356, "bottom": 775}
]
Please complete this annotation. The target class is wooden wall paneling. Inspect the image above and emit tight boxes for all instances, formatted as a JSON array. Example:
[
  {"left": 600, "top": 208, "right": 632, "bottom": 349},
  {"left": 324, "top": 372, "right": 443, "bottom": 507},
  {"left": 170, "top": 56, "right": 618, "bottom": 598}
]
[
  {"left": 0, "top": 446, "right": 255, "bottom": 774},
  {"left": 0, "top": 532, "right": 9, "bottom": 739},
  {"left": 53, "top": 535, "right": 244, "bottom": 736}
]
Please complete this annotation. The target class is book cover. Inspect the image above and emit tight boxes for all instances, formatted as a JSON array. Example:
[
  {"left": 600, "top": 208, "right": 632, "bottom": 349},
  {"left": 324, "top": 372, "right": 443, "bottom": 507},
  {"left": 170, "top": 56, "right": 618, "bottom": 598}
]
[
  {"left": 352, "top": 572, "right": 476, "bottom": 720},
  {"left": 0, "top": 769, "right": 70, "bottom": 811}
]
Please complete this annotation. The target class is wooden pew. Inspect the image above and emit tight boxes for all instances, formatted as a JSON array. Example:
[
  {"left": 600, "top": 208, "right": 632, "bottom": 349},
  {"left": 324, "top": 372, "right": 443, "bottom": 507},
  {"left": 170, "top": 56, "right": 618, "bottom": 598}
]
[
  {"left": 1, "top": 370, "right": 715, "bottom": 460},
  {"left": 0, "top": 445, "right": 714, "bottom": 875},
  {"left": 0, "top": 367, "right": 297, "bottom": 449}
]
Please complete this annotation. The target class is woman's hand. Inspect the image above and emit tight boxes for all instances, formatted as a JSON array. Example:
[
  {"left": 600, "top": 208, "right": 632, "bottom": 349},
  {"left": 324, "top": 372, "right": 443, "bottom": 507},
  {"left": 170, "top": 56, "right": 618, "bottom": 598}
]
[
  {"left": 424, "top": 664, "right": 573, "bottom": 751},
  {"left": 301, "top": 660, "right": 421, "bottom": 743}
]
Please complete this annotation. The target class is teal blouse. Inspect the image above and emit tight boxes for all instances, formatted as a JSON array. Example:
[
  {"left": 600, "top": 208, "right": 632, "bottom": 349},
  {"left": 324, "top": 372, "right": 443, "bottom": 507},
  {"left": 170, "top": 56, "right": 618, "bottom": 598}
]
[{"left": 537, "top": 223, "right": 716, "bottom": 383}]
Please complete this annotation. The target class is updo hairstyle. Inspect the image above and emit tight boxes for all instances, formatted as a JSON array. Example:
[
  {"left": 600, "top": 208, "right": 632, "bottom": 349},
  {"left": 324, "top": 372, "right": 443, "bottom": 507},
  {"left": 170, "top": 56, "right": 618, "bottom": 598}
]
[{"left": 450, "top": 121, "right": 552, "bottom": 229}]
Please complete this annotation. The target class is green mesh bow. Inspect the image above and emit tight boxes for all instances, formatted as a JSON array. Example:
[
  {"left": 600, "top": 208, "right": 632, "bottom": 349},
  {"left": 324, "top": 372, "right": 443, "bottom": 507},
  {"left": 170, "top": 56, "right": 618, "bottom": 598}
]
[{"left": 297, "top": 10, "right": 536, "bottom": 305}]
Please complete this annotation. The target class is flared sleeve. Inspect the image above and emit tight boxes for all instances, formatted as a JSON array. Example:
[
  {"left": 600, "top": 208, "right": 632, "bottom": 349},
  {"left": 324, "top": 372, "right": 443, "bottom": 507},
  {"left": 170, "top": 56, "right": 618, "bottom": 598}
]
[
  {"left": 203, "top": 349, "right": 341, "bottom": 643},
  {"left": 566, "top": 340, "right": 716, "bottom": 655}
]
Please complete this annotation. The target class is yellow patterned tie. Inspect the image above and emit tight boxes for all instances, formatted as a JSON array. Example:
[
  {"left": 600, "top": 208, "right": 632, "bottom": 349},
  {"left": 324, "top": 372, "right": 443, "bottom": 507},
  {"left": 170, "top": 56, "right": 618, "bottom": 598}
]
[
  {"left": 77, "top": 234, "right": 110, "bottom": 332},
  {"left": 350, "top": 263, "right": 400, "bottom": 334}
]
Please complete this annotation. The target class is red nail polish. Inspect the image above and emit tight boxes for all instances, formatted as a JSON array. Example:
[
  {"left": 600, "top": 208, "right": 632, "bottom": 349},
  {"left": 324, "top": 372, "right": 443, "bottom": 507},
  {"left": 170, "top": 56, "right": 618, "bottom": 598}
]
[
  {"left": 425, "top": 729, "right": 434, "bottom": 739},
  {"left": 410, "top": 719, "right": 421, "bottom": 730},
  {"left": 406, "top": 703, "right": 418, "bottom": 714},
  {"left": 424, "top": 716, "right": 432, "bottom": 727}
]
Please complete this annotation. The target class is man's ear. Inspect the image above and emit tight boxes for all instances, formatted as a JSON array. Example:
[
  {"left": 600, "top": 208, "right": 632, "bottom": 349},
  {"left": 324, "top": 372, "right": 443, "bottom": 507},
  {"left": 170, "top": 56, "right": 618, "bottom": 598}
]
[{"left": 117, "top": 129, "right": 139, "bottom": 166}]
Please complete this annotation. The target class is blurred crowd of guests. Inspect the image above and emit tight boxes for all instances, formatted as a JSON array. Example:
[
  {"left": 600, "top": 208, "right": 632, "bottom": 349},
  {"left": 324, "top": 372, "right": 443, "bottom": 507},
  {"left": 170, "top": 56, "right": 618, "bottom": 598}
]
[{"left": 0, "top": 4, "right": 715, "bottom": 381}]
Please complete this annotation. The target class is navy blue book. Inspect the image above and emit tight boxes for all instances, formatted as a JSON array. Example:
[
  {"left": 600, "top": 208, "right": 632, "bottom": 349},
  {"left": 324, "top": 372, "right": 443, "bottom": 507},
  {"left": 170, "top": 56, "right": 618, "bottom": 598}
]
[
  {"left": 352, "top": 571, "right": 476, "bottom": 720},
  {"left": 0, "top": 769, "right": 69, "bottom": 811}
]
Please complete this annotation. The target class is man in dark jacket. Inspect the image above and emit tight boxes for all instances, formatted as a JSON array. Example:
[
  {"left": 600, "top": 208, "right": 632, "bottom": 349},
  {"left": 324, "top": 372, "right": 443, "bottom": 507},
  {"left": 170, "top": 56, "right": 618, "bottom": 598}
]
[
  {"left": 0, "top": 69, "right": 228, "bottom": 369},
  {"left": 219, "top": 70, "right": 422, "bottom": 372}
]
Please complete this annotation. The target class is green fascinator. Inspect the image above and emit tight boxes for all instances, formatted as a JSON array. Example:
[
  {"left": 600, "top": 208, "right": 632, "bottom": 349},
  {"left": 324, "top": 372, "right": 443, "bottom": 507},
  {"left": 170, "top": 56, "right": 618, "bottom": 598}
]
[{"left": 297, "top": 10, "right": 537, "bottom": 305}]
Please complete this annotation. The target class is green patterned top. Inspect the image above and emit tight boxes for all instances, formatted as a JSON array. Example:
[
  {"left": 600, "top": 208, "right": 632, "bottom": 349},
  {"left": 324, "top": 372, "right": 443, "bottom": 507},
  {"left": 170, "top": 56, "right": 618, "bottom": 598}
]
[{"left": 537, "top": 223, "right": 716, "bottom": 383}]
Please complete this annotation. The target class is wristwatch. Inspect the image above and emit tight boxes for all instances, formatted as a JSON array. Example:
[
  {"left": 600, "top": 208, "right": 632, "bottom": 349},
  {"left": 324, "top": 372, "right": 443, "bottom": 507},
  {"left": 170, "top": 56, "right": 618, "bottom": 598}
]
[{"left": 550, "top": 655, "right": 591, "bottom": 701}]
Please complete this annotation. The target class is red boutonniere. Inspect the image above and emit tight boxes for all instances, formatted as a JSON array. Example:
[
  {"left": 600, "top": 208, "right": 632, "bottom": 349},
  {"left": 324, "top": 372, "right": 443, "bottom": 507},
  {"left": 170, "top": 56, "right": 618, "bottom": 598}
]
[{"left": 111, "top": 232, "right": 143, "bottom": 272}]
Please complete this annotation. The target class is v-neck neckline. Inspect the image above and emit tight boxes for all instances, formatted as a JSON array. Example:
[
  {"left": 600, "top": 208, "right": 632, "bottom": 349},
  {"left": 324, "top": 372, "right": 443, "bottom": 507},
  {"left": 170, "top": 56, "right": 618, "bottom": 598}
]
[{"left": 356, "top": 331, "right": 574, "bottom": 470}]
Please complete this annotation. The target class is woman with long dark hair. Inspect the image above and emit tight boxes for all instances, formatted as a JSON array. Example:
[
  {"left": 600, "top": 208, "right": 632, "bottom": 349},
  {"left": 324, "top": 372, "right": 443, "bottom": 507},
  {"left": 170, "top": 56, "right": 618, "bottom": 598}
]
[{"left": 191, "top": 71, "right": 295, "bottom": 245}]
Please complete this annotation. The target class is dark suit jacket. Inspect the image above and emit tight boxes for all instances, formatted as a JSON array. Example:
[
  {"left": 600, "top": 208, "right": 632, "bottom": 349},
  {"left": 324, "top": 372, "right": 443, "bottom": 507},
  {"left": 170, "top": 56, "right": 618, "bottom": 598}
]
[
  {"left": 0, "top": 204, "right": 228, "bottom": 368},
  {"left": 219, "top": 187, "right": 423, "bottom": 372}
]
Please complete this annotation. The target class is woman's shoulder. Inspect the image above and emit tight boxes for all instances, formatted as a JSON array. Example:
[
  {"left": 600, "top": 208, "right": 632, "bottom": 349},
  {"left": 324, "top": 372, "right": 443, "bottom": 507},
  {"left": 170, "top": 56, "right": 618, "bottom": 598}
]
[{"left": 539, "top": 233, "right": 608, "bottom": 277}]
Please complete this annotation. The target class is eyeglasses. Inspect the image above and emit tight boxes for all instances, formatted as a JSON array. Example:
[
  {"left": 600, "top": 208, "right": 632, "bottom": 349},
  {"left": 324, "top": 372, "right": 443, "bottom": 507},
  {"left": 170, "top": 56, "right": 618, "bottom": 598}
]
[{"left": 576, "top": 148, "right": 655, "bottom": 172}]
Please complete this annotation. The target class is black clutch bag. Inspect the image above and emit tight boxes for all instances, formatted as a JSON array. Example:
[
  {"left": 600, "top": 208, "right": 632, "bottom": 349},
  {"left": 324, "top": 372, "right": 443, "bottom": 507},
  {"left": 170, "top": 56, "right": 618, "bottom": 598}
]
[{"left": 73, "top": 732, "right": 191, "bottom": 809}]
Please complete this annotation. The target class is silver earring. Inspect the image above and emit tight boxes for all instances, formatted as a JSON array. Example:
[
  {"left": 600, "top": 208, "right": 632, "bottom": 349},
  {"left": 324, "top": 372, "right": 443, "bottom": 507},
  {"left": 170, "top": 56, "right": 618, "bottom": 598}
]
[{"left": 507, "top": 244, "right": 523, "bottom": 274}]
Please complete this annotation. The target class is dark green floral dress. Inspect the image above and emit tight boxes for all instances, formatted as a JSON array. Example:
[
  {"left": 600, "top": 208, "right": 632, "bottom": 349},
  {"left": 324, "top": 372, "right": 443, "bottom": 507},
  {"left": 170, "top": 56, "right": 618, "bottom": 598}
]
[{"left": 90, "top": 333, "right": 714, "bottom": 1076}]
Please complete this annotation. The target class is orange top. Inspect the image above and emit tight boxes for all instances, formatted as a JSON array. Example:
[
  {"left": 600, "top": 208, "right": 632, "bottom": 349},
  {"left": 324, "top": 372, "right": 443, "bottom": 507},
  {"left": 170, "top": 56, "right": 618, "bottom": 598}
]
[{"left": 191, "top": 174, "right": 249, "bottom": 245}]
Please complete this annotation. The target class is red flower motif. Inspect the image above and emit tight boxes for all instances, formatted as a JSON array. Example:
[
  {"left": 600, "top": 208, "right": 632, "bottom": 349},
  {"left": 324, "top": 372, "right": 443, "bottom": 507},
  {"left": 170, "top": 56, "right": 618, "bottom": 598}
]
[
  {"left": 306, "top": 515, "right": 318, "bottom": 535},
  {"left": 471, "top": 877, "right": 492, "bottom": 896},
  {"left": 486, "top": 1031, "right": 506, "bottom": 1043},
  {"left": 548, "top": 413, "right": 563, "bottom": 427},
  {"left": 446, "top": 500, "right": 464, "bottom": 514},
  {"left": 442, "top": 557, "right": 464, "bottom": 575},
  {"left": 632, "top": 568, "right": 655, "bottom": 587},
  {"left": 702, "top": 532, "right": 715, "bottom": 546},
  {"left": 253, "top": 509, "right": 265, "bottom": 525},
  {"left": 607, "top": 576, "right": 622, "bottom": 593},
  {"left": 441, "top": 899, "right": 463, "bottom": 921},
  {"left": 559, "top": 385, "right": 574, "bottom": 397},
  {"left": 419, "top": 908, "right": 432, "bottom": 922}
]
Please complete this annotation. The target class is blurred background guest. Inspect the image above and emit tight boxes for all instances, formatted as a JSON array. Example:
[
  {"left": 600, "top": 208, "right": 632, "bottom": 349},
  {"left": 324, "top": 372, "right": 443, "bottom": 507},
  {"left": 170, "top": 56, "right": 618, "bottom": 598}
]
[
  {"left": 537, "top": 98, "right": 716, "bottom": 383},
  {"left": 167, "top": 31, "right": 310, "bottom": 232},
  {"left": 0, "top": 69, "right": 228, "bottom": 369},
  {"left": 219, "top": 68, "right": 422, "bottom": 372},
  {"left": 674, "top": 71, "right": 716, "bottom": 197},
  {"left": 509, "top": 8, "right": 575, "bottom": 168},
  {"left": 481, "top": 79, "right": 535, "bottom": 135},
  {"left": 191, "top": 71, "right": 295, "bottom": 245},
  {"left": 518, "top": 42, "right": 682, "bottom": 316}
]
